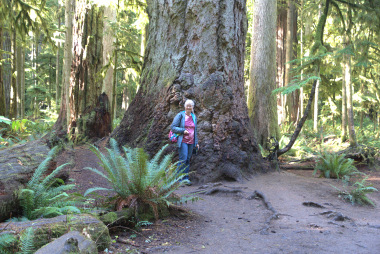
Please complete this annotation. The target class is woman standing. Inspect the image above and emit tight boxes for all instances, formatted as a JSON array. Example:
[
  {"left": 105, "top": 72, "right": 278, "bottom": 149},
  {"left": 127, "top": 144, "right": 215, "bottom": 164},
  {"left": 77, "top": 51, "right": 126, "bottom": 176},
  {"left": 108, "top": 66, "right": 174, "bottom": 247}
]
[{"left": 171, "top": 99, "right": 199, "bottom": 184}]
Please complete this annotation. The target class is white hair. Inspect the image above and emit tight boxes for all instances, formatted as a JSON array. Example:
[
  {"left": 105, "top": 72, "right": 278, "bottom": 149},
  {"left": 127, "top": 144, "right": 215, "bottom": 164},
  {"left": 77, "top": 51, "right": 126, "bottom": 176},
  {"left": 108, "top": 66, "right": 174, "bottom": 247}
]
[{"left": 184, "top": 99, "right": 195, "bottom": 108}]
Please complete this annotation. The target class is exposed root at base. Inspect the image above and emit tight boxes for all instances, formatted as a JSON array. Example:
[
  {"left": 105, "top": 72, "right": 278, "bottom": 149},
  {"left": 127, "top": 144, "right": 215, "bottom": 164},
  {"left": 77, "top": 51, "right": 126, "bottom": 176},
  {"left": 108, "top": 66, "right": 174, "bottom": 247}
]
[
  {"left": 198, "top": 185, "right": 279, "bottom": 234},
  {"left": 248, "top": 190, "right": 279, "bottom": 235}
]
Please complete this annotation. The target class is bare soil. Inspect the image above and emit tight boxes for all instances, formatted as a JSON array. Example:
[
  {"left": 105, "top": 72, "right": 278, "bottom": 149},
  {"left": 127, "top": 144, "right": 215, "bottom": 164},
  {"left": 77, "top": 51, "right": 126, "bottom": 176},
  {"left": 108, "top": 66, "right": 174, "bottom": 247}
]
[{"left": 62, "top": 146, "right": 380, "bottom": 254}]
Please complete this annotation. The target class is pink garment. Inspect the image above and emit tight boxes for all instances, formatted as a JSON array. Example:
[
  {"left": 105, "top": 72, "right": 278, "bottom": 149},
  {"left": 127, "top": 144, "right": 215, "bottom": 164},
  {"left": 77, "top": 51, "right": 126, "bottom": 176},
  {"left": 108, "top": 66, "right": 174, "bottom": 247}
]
[{"left": 182, "top": 115, "right": 195, "bottom": 144}]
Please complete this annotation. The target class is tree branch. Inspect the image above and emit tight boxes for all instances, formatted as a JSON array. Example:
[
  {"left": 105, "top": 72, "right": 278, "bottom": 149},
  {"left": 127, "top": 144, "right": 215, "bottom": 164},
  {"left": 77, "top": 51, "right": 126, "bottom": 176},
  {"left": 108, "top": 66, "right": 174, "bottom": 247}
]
[{"left": 277, "top": 79, "right": 318, "bottom": 156}]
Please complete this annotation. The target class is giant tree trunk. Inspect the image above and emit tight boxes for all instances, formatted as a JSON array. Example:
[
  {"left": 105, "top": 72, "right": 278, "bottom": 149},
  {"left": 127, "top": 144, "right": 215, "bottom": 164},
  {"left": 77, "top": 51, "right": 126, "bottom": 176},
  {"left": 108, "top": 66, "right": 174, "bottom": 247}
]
[
  {"left": 112, "top": 0, "right": 264, "bottom": 183},
  {"left": 248, "top": 0, "right": 279, "bottom": 149}
]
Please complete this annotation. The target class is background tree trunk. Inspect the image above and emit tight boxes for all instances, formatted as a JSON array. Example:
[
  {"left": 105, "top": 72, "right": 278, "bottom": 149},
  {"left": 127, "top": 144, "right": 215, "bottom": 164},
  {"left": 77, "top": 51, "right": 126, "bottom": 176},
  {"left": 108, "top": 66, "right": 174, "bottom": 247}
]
[
  {"left": 16, "top": 45, "right": 22, "bottom": 117},
  {"left": 285, "top": 0, "right": 298, "bottom": 123},
  {"left": 313, "top": 79, "right": 320, "bottom": 132},
  {"left": 67, "top": 3, "right": 110, "bottom": 141},
  {"left": 112, "top": 0, "right": 264, "bottom": 183},
  {"left": 248, "top": 0, "right": 279, "bottom": 149},
  {"left": 102, "top": 5, "right": 116, "bottom": 121},
  {"left": 341, "top": 64, "right": 347, "bottom": 141},
  {"left": 56, "top": 12, "right": 61, "bottom": 110},
  {"left": 344, "top": 49, "right": 357, "bottom": 147},
  {"left": 10, "top": 29, "right": 17, "bottom": 119},
  {"left": 20, "top": 48, "right": 25, "bottom": 119},
  {"left": 54, "top": 0, "right": 74, "bottom": 133},
  {"left": 276, "top": 1, "right": 287, "bottom": 124}
]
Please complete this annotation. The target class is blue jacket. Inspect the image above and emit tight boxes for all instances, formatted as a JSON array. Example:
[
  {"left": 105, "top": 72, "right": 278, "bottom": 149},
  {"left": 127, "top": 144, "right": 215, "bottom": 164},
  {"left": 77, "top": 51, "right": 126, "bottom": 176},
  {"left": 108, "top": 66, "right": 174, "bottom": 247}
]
[{"left": 171, "top": 111, "right": 198, "bottom": 148}]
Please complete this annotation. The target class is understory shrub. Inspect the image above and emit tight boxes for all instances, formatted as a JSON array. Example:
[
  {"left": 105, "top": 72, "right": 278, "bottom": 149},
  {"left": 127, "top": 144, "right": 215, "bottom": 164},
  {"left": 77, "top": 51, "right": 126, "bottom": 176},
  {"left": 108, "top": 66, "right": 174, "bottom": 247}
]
[
  {"left": 18, "top": 146, "right": 80, "bottom": 220},
  {"left": 0, "top": 227, "right": 35, "bottom": 254},
  {"left": 313, "top": 152, "right": 358, "bottom": 179},
  {"left": 84, "top": 138, "right": 194, "bottom": 220},
  {"left": 333, "top": 178, "right": 378, "bottom": 206}
]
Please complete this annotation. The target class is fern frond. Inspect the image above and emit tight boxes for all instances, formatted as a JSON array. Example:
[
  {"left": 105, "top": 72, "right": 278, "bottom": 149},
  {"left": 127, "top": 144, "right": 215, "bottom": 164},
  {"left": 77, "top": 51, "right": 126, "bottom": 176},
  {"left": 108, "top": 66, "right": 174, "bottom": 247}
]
[
  {"left": 18, "top": 227, "right": 35, "bottom": 254},
  {"left": 28, "top": 146, "right": 59, "bottom": 187},
  {"left": 84, "top": 187, "right": 113, "bottom": 197},
  {"left": 0, "top": 233, "right": 17, "bottom": 252},
  {"left": 83, "top": 167, "right": 111, "bottom": 182}
]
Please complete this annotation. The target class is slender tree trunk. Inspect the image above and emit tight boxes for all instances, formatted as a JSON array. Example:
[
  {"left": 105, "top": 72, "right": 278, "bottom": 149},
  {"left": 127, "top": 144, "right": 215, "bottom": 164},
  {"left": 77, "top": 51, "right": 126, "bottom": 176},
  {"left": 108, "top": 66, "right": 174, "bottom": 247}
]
[
  {"left": 10, "top": 29, "right": 17, "bottom": 119},
  {"left": 122, "top": 86, "right": 129, "bottom": 110},
  {"left": 299, "top": 0, "right": 304, "bottom": 118},
  {"left": 16, "top": 45, "right": 22, "bottom": 117},
  {"left": 0, "top": 26, "right": 5, "bottom": 117},
  {"left": 276, "top": 1, "right": 287, "bottom": 124},
  {"left": 285, "top": 0, "right": 297, "bottom": 123},
  {"left": 112, "top": 0, "right": 264, "bottom": 183},
  {"left": 313, "top": 79, "right": 320, "bottom": 132},
  {"left": 344, "top": 51, "right": 357, "bottom": 147},
  {"left": 248, "top": 0, "right": 279, "bottom": 149},
  {"left": 341, "top": 63, "right": 347, "bottom": 141},
  {"left": 102, "top": 5, "right": 116, "bottom": 120},
  {"left": 56, "top": 13, "right": 61, "bottom": 110},
  {"left": 20, "top": 48, "right": 25, "bottom": 119},
  {"left": 54, "top": 0, "right": 74, "bottom": 133},
  {"left": 313, "top": 3, "right": 323, "bottom": 133}
]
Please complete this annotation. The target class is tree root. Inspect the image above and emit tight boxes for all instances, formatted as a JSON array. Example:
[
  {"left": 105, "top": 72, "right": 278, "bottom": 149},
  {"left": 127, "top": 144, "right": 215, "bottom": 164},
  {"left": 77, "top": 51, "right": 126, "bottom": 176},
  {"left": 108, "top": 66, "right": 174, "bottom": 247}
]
[
  {"left": 198, "top": 185, "right": 279, "bottom": 235},
  {"left": 247, "top": 190, "right": 279, "bottom": 235},
  {"left": 202, "top": 188, "right": 244, "bottom": 196}
]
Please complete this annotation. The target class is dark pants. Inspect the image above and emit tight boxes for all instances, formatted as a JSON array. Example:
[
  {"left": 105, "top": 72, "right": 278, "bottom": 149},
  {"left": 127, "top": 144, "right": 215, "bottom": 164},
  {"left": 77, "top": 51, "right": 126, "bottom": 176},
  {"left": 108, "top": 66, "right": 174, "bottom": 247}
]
[{"left": 177, "top": 142, "right": 194, "bottom": 180}]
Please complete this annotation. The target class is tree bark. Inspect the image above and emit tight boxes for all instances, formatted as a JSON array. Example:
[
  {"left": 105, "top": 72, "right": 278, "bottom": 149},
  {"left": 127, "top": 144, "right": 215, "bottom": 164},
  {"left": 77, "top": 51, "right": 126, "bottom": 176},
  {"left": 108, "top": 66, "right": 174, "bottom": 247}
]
[
  {"left": 10, "top": 29, "right": 17, "bottom": 119},
  {"left": 112, "top": 0, "right": 264, "bottom": 183},
  {"left": 16, "top": 45, "right": 22, "bottom": 117},
  {"left": 276, "top": 1, "right": 287, "bottom": 124},
  {"left": 248, "top": 0, "right": 279, "bottom": 149},
  {"left": 56, "top": 12, "right": 61, "bottom": 110},
  {"left": 20, "top": 48, "right": 25, "bottom": 119},
  {"left": 67, "top": 3, "right": 110, "bottom": 141},
  {"left": 285, "top": 0, "right": 298, "bottom": 123},
  {"left": 54, "top": 0, "right": 74, "bottom": 133},
  {"left": 313, "top": 79, "right": 320, "bottom": 132},
  {"left": 102, "top": 5, "right": 116, "bottom": 121},
  {"left": 344, "top": 51, "right": 357, "bottom": 147}
]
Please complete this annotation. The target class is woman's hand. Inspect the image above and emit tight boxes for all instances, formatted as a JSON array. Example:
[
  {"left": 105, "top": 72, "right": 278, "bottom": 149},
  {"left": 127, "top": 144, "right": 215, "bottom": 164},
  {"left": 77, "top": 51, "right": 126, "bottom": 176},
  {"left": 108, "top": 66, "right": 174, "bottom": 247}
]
[{"left": 184, "top": 130, "right": 189, "bottom": 135}]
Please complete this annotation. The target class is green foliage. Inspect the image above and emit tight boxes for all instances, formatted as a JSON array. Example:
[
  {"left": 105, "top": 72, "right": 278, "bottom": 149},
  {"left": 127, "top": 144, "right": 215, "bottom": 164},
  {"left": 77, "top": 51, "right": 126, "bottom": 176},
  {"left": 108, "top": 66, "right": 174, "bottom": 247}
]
[
  {"left": 18, "top": 228, "right": 35, "bottom": 254},
  {"left": 313, "top": 152, "right": 358, "bottom": 179},
  {"left": 0, "top": 233, "right": 17, "bottom": 253},
  {"left": 334, "top": 178, "right": 378, "bottom": 206},
  {"left": 84, "top": 138, "right": 193, "bottom": 220},
  {"left": 18, "top": 146, "right": 80, "bottom": 220},
  {"left": 0, "top": 116, "right": 12, "bottom": 125}
]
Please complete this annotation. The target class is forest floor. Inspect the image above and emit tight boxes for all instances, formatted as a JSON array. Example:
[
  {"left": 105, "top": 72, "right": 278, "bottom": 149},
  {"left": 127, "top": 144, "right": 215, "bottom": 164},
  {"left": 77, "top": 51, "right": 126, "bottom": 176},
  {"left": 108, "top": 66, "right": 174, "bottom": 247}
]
[{"left": 61, "top": 145, "right": 380, "bottom": 254}]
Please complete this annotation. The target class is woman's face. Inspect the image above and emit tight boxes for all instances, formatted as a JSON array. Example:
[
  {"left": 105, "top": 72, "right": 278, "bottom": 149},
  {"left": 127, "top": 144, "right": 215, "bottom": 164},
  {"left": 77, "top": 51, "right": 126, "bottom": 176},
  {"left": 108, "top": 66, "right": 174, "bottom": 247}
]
[{"left": 185, "top": 104, "right": 193, "bottom": 114}]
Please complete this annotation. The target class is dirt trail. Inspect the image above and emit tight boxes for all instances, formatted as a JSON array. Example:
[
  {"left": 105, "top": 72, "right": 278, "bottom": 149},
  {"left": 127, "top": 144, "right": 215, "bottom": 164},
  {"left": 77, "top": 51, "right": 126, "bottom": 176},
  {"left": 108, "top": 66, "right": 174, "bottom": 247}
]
[{"left": 64, "top": 146, "right": 380, "bottom": 254}]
